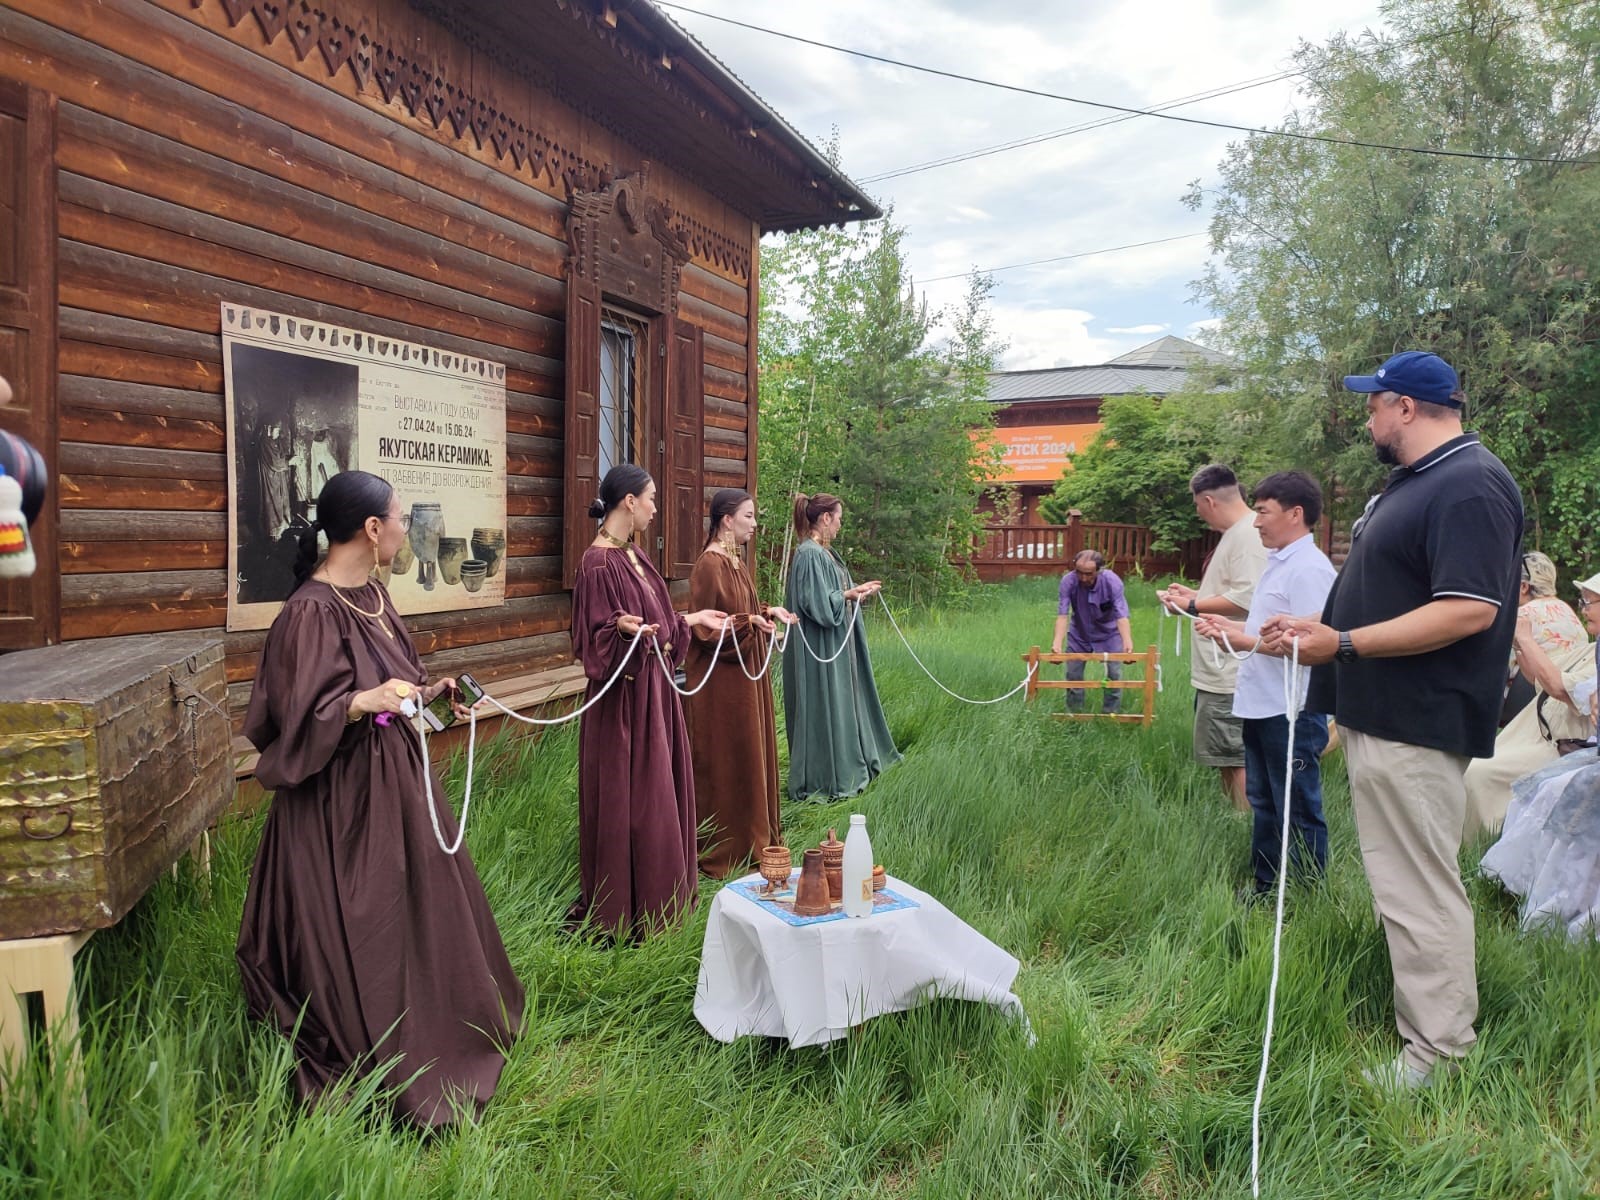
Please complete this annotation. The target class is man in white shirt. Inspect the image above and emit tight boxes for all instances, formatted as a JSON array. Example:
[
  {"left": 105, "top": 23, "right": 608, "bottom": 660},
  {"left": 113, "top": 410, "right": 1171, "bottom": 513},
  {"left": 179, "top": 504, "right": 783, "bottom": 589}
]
[
  {"left": 1195, "top": 472, "right": 1337, "bottom": 899},
  {"left": 1158, "top": 464, "right": 1269, "bottom": 809}
]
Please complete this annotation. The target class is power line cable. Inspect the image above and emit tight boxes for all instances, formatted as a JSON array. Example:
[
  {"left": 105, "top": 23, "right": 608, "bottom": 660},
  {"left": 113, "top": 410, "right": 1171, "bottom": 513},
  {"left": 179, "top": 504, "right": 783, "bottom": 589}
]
[
  {"left": 656, "top": 1, "right": 1598, "bottom": 167},
  {"left": 918, "top": 232, "right": 1208, "bottom": 284},
  {"left": 858, "top": 0, "right": 1595, "bottom": 183},
  {"left": 863, "top": 71, "right": 1299, "bottom": 183}
]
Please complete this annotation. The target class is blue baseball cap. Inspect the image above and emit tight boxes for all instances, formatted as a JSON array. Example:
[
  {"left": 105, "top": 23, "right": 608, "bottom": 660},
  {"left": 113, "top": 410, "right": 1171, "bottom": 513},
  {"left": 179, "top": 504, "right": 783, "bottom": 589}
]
[{"left": 1343, "top": 351, "right": 1461, "bottom": 406}]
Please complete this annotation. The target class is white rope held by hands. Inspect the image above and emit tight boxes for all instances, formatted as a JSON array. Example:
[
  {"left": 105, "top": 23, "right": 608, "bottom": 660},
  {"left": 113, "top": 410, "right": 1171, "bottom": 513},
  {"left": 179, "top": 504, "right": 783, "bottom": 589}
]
[
  {"left": 649, "top": 616, "right": 731, "bottom": 697},
  {"left": 416, "top": 704, "right": 478, "bottom": 856},
  {"left": 409, "top": 627, "right": 648, "bottom": 855},
  {"left": 787, "top": 598, "right": 864, "bottom": 664},
  {"left": 875, "top": 594, "right": 1039, "bottom": 705},
  {"left": 1251, "top": 634, "right": 1305, "bottom": 1199}
]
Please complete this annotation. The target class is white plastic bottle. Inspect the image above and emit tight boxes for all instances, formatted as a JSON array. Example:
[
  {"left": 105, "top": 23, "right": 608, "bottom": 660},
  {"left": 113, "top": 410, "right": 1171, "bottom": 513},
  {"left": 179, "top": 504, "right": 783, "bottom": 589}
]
[
  {"left": 841, "top": 813, "right": 875, "bottom": 917},
  {"left": 0, "top": 465, "right": 35, "bottom": 580}
]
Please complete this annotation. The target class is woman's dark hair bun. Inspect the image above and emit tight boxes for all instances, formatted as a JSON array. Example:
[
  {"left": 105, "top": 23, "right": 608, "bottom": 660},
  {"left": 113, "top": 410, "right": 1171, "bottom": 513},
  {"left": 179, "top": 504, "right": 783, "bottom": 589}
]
[{"left": 587, "top": 497, "right": 606, "bottom": 519}]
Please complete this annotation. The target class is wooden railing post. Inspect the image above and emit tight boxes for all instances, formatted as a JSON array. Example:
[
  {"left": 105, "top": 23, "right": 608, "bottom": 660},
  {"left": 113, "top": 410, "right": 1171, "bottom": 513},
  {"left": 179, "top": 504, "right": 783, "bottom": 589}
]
[
  {"left": 1141, "top": 645, "right": 1157, "bottom": 727},
  {"left": 1025, "top": 646, "right": 1041, "bottom": 702},
  {"left": 1067, "top": 510, "right": 1084, "bottom": 564}
]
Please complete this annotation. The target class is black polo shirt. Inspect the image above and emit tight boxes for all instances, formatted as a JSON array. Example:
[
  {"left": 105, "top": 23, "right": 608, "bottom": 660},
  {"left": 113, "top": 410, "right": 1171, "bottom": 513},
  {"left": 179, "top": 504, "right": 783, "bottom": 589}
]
[{"left": 1306, "top": 433, "right": 1522, "bottom": 758}]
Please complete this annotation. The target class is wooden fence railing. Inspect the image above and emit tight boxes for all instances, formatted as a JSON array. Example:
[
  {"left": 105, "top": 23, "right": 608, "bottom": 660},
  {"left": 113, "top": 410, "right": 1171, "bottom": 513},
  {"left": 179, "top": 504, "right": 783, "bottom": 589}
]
[{"left": 965, "top": 512, "right": 1218, "bottom": 582}]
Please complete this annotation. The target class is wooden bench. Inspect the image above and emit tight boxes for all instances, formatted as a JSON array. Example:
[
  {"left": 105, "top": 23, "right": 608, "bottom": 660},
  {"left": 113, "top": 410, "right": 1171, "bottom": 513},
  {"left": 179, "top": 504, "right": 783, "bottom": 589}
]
[
  {"left": 1022, "top": 645, "right": 1160, "bottom": 726},
  {"left": 0, "top": 929, "right": 93, "bottom": 1089}
]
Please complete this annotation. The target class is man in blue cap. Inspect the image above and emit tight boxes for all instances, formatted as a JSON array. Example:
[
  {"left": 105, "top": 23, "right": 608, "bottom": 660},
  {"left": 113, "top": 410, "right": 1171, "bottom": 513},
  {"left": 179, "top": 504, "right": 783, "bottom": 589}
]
[{"left": 1261, "top": 351, "right": 1522, "bottom": 1092}]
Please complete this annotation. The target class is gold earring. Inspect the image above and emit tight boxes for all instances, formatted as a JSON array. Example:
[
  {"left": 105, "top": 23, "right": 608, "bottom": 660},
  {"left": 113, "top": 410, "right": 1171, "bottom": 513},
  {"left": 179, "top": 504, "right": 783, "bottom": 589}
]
[
  {"left": 720, "top": 529, "right": 739, "bottom": 559},
  {"left": 372, "top": 540, "right": 381, "bottom": 575}
]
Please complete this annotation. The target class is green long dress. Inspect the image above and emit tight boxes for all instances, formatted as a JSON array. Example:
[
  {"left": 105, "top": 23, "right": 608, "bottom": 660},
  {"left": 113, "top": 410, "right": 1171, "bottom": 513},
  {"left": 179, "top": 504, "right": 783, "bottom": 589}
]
[{"left": 781, "top": 538, "right": 901, "bottom": 800}]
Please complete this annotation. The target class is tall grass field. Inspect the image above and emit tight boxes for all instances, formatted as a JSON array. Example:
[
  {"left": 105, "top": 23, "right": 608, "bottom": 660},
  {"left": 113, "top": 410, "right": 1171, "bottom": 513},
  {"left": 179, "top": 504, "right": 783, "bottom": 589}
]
[{"left": 3, "top": 578, "right": 1597, "bottom": 1198}]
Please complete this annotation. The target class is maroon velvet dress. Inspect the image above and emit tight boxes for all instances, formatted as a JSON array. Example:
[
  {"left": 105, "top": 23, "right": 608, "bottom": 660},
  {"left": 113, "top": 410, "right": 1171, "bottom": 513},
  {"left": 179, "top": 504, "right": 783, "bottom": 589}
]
[
  {"left": 569, "top": 543, "right": 696, "bottom": 936},
  {"left": 236, "top": 580, "right": 524, "bottom": 1129}
]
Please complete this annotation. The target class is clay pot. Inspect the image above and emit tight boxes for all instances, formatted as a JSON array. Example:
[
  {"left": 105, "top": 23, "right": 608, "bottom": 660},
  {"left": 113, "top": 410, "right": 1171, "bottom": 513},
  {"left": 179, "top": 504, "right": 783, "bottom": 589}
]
[
  {"left": 471, "top": 526, "right": 506, "bottom": 578},
  {"left": 459, "top": 558, "right": 489, "bottom": 594},
  {"left": 758, "top": 845, "right": 792, "bottom": 894},
  {"left": 820, "top": 828, "right": 845, "bottom": 902},
  {"left": 792, "top": 849, "right": 831, "bottom": 916},
  {"left": 872, "top": 864, "right": 886, "bottom": 892},
  {"left": 438, "top": 536, "right": 470, "bottom": 585}
]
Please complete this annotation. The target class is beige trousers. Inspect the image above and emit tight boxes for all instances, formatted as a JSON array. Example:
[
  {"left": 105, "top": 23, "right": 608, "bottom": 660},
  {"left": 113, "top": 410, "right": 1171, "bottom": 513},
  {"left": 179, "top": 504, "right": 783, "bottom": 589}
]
[{"left": 1343, "top": 728, "right": 1478, "bottom": 1070}]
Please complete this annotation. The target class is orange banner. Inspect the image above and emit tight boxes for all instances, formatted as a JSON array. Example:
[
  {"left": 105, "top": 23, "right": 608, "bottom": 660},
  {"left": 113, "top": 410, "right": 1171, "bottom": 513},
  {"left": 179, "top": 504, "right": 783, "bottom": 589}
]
[{"left": 976, "top": 423, "right": 1102, "bottom": 483}]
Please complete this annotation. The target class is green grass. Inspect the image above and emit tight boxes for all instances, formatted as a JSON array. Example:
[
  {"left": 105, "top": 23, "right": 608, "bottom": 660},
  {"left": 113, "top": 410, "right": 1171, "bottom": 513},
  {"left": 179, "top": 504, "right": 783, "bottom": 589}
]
[{"left": 4, "top": 577, "right": 1599, "bottom": 1198}]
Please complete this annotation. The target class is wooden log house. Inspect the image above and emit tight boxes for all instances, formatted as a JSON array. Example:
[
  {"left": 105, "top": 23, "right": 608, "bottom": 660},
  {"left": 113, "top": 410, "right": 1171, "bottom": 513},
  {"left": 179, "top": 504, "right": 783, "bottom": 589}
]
[{"left": 0, "top": 0, "right": 877, "bottom": 781}]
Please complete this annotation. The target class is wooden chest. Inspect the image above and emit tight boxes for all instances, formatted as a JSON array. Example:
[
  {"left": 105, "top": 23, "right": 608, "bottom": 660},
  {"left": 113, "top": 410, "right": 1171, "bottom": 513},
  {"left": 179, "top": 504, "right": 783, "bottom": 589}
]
[{"left": 0, "top": 634, "right": 231, "bottom": 939}]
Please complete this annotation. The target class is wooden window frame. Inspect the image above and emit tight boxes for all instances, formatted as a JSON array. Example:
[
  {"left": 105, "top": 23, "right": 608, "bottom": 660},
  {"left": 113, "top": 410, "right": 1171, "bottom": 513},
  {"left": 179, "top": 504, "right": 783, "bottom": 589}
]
[{"left": 563, "top": 176, "right": 702, "bottom": 587}]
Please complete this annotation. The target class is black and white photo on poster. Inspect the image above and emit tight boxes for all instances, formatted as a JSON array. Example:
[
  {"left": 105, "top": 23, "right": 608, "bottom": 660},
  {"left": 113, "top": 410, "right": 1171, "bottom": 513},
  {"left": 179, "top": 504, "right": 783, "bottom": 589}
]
[{"left": 222, "top": 304, "right": 508, "bottom": 633}]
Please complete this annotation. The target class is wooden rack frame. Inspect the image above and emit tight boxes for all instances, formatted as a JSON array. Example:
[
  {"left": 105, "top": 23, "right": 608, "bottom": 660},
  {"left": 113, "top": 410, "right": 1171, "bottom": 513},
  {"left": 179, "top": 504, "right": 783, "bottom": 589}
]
[{"left": 1021, "top": 645, "right": 1160, "bottom": 726}]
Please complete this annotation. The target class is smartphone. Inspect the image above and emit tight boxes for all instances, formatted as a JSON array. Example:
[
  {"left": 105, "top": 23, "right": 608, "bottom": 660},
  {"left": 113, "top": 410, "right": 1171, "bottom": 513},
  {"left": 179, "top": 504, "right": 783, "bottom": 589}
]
[{"left": 422, "top": 671, "right": 485, "bottom": 733}]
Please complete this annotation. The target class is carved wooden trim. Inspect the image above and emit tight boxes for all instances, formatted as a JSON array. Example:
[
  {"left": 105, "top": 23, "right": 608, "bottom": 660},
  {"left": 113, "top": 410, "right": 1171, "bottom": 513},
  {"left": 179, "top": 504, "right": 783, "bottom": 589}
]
[
  {"left": 186, "top": 0, "right": 760, "bottom": 277},
  {"left": 565, "top": 171, "right": 691, "bottom": 317}
]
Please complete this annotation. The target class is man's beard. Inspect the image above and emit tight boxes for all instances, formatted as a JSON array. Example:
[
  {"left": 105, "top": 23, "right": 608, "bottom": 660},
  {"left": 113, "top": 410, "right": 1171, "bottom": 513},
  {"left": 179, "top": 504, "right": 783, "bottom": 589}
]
[{"left": 1373, "top": 437, "right": 1401, "bottom": 467}]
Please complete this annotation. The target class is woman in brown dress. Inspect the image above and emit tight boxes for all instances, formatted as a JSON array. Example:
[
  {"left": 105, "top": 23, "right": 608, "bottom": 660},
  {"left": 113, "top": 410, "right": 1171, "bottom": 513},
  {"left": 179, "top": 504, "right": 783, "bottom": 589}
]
[
  {"left": 683, "top": 488, "right": 798, "bottom": 877},
  {"left": 569, "top": 464, "right": 728, "bottom": 936},
  {"left": 236, "top": 471, "right": 523, "bottom": 1130}
]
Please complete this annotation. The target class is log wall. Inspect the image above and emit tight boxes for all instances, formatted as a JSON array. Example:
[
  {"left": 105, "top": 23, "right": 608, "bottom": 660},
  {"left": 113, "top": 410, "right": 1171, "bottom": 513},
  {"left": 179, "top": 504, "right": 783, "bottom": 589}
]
[{"left": 0, "top": 0, "right": 758, "bottom": 727}]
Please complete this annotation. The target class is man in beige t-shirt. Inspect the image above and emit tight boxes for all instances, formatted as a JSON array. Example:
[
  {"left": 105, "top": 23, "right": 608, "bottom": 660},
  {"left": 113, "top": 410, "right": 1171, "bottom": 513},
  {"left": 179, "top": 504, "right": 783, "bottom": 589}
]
[{"left": 1158, "top": 464, "right": 1268, "bottom": 808}]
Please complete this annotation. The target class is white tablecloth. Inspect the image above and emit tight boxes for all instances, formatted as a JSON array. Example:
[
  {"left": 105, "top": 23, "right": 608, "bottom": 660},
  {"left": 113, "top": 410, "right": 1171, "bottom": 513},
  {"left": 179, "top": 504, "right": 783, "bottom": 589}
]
[{"left": 693, "top": 874, "right": 1026, "bottom": 1048}]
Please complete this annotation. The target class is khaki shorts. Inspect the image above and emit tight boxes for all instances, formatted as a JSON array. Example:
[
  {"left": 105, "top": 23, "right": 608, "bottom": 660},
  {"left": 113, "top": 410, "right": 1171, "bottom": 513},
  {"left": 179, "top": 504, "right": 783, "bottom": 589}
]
[{"left": 1193, "top": 688, "right": 1244, "bottom": 767}]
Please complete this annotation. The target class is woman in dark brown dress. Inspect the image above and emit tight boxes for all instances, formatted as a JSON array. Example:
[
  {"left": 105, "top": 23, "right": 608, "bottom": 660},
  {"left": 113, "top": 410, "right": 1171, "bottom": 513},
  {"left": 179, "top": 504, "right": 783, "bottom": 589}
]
[
  {"left": 683, "top": 488, "right": 797, "bottom": 877},
  {"left": 236, "top": 471, "right": 523, "bottom": 1130},
  {"left": 569, "top": 464, "right": 727, "bottom": 936}
]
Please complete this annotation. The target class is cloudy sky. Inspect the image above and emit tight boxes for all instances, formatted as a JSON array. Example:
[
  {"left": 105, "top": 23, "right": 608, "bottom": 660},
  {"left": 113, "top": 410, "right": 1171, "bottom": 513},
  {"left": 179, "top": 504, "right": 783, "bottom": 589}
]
[{"left": 659, "top": 0, "right": 1390, "bottom": 369}]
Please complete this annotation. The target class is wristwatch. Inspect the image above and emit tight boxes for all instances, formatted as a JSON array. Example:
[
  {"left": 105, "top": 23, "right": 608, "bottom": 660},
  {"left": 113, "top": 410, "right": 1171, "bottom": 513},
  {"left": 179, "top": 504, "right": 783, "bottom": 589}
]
[
  {"left": 1186, "top": 598, "right": 1199, "bottom": 617},
  {"left": 1336, "top": 631, "right": 1358, "bottom": 664}
]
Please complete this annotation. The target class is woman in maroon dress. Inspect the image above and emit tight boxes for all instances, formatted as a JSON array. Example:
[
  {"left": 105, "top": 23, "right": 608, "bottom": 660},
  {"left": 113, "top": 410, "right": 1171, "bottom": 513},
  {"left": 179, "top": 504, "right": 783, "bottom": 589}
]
[
  {"left": 236, "top": 471, "right": 523, "bottom": 1129},
  {"left": 683, "top": 489, "right": 797, "bottom": 877},
  {"left": 569, "top": 464, "right": 727, "bottom": 936}
]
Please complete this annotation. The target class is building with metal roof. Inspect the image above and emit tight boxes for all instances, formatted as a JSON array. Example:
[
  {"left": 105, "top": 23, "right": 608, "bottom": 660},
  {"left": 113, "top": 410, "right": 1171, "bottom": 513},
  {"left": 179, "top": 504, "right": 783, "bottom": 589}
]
[{"left": 981, "top": 336, "right": 1230, "bottom": 522}]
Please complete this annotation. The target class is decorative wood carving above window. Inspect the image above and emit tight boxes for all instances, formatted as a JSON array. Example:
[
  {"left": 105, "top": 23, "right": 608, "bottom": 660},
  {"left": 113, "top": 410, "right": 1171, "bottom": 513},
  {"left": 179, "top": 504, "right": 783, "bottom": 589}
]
[{"left": 565, "top": 173, "right": 691, "bottom": 317}]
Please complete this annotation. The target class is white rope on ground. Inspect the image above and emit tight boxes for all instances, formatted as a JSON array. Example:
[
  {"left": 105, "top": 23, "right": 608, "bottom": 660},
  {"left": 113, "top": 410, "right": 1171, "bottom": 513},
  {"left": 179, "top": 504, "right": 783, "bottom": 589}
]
[
  {"left": 1251, "top": 634, "right": 1305, "bottom": 1199},
  {"left": 875, "top": 595, "right": 1039, "bottom": 705}
]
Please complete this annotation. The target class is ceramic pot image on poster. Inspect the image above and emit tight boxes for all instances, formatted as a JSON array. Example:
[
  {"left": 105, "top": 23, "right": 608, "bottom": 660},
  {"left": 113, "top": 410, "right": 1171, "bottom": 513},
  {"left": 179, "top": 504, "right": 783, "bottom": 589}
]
[
  {"left": 470, "top": 527, "right": 505, "bottom": 578},
  {"left": 390, "top": 537, "right": 414, "bottom": 576},
  {"left": 229, "top": 344, "right": 357, "bottom": 605},
  {"left": 459, "top": 558, "right": 488, "bottom": 593},
  {"left": 438, "top": 537, "right": 470, "bottom": 585},
  {"left": 408, "top": 501, "right": 444, "bottom": 591}
]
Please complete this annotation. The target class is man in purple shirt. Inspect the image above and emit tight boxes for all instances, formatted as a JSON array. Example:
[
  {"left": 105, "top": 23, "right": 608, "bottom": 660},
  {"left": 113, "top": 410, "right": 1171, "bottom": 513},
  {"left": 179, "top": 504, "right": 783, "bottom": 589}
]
[{"left": 1052, "top": 550, "right": 1133, "bottom": 712}]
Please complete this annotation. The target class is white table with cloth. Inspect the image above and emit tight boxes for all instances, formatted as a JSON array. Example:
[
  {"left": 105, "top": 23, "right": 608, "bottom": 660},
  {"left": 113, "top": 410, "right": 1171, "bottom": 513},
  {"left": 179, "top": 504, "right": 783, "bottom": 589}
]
[{"left": 693, "top": 872, "right": 1027, "bottom": 1048}]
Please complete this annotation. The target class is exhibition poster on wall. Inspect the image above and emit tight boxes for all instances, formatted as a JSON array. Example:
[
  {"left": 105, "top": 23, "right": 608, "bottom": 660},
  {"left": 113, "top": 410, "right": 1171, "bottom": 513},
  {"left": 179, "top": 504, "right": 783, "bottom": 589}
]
[{"left": 222, "top": 303, "right": 508, "bottom": 632}]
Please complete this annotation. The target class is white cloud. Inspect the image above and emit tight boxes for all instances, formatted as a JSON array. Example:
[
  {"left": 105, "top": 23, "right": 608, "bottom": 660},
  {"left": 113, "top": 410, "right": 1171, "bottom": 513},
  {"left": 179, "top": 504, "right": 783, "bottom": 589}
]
[
  {"left": 669, "top": 0, "right": 1390, "bottom": 351},
  {"left": 1105, "top": 323, "right": 1169, "bottom": 335}
]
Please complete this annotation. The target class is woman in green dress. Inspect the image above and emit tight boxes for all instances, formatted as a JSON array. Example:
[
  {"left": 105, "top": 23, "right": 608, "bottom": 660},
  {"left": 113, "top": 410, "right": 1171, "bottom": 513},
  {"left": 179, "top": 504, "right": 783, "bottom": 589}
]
[{"left": 781, "top": 492, "right": 901, "bottom": 800}]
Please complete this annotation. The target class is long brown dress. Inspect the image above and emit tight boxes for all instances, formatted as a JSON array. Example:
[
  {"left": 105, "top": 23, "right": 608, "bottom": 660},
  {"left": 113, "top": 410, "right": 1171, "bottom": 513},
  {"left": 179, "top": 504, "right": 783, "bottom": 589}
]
[
  {"left": 236, "top": 580, "right": 524, "bottom": 1129},
  {"left": 683, "top": 548, "right": 781, "bottom": 877},
  {"left": 570, "top": 544, "right": 696, "bottom": 935}
]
